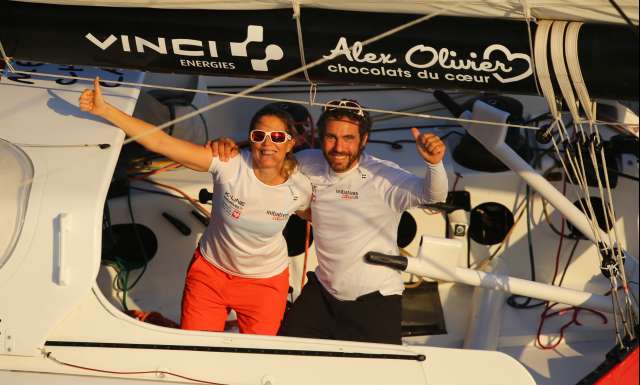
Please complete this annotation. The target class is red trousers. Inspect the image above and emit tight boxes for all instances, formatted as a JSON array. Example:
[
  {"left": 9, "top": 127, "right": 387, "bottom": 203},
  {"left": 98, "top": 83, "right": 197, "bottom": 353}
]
[{"left": 180, "top": 248, "right": 289, "bottom": 335}]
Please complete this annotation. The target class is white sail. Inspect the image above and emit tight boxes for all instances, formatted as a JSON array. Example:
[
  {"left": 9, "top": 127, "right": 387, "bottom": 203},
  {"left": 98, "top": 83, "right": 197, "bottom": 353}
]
[{"left": 10, "top": 0, "right": 640, "bottom": 24}]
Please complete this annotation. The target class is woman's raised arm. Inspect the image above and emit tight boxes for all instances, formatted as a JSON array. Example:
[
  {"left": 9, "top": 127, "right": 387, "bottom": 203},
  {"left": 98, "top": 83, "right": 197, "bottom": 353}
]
[{"left": 79, "top": 77, "right": 213, "bottom": 172}]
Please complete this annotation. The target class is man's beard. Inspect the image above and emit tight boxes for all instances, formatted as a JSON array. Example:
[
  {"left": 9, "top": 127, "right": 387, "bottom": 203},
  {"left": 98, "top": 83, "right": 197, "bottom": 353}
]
[{"left": 323, "top": 145, "right": 364, "bottom": 172}]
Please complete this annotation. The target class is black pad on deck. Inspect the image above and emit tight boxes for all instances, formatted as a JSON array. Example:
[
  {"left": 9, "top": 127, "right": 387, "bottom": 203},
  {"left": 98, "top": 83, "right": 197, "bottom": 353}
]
[
  {"left": 401, "top": 281, "right": 447, "bottom": 337},
  {"left": 102, "top": 223, "right": 158, "bottom": 270}
]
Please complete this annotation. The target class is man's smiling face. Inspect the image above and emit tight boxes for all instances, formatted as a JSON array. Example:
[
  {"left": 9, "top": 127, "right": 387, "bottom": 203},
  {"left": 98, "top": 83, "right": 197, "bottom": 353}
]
[{"left": 321, "top": 117, "right": 367, "bottom": 172}]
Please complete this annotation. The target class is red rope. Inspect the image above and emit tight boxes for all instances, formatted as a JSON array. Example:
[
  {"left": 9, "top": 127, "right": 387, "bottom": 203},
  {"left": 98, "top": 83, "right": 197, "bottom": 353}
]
[
  {"left": 131, "top": 174, "right": 210, "bottom": 218},
  {"left": 45, "top": 352, "right": 228, "bottom": 385},
  {"left": 535, "top": 177, "right": 608, "bottom": 349},
  {"left": 536, "top": 304, "right": 608, "bottom": 350}
]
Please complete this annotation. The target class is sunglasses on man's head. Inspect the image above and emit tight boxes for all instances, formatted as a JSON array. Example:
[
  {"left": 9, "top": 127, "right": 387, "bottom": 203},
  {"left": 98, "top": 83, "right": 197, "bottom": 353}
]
[
  {"left": 323, "top": 99, "right": 366, "bottom": 117},
  {"left": 249, "top": 129, "right": 292, "bottom": 144}
]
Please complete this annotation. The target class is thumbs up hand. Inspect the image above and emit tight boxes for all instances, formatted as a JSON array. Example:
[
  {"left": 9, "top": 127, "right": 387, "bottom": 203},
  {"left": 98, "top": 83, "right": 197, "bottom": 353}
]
[
  {"left": 411, "top": 127, "right": 446, "bottom": 165},
  {"left": 79, "top": 77, "right": 109, "bottom": 116}
]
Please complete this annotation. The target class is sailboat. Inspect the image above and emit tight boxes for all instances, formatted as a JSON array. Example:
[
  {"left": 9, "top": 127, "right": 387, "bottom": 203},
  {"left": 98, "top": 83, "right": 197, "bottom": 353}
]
[{"left": 1, "top": 1, "right": 638, "bottom": 384}]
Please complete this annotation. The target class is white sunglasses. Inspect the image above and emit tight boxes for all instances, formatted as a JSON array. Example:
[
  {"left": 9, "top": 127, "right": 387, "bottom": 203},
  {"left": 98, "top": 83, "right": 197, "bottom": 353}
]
[
  {"left": 323, "top": 99, "right": 366, "bottom": 117},
  {"left": 249, "top": 129, "right": 292, "bottom": 143}
]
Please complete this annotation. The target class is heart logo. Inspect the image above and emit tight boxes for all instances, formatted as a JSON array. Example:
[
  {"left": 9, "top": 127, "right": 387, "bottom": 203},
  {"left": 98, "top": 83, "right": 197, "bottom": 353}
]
[{"left": 483, "top": 44, "right": 532, "bottom": 83}]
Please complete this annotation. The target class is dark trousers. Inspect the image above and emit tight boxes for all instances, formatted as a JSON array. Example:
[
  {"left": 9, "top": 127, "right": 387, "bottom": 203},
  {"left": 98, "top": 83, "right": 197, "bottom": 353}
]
[{"left": 279, "top": 272, "right": 402, "bottom": 344}]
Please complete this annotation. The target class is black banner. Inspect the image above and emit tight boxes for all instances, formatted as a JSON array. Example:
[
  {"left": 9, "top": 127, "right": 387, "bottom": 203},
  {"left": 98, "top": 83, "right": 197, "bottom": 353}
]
[
  {"left": 1, "top": 2, "right": 637, "bottom": 99},
  {"left": 1, "top": 3, "right": 302, "bottom": 78}
]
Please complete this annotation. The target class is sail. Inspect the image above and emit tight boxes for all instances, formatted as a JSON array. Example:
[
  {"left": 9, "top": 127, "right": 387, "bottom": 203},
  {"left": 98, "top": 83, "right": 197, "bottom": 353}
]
[
  {"left": 2, "top": 1, "right": 637, "bottom": 99},
  {"left": 9, "top": 0, "right": 640, "bottom": 24}
]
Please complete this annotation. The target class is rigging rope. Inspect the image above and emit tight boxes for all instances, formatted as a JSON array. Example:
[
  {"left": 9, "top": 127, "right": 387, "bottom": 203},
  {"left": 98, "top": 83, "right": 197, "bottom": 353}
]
[
  {"left": 519, "top": 0, "right": 542, "bottom": 96},
  {"left": 563, "top": 26, "right": 635, "bottom": 322},
  {"left": 563, "top": 23, "right": 620, "bottom": 256},
  {"left": 608, "top": 0, "right": 640, "bottom": 37},
  {"left": 1, "top": 69, "right": 542, "bottom": 131},
  {"left": 550, "top": 24, "right": 609, "bottom": 250},
  {"left": 0, "top": 0, "right": 559, "bottom": 136},
  {"left": 0, "top": 40, "right": 15, "bottom": 73},
  {"left": 291, "top": 0, "right": 318, "bottom": 105},
  {"left": 565, "top": 22, "right": 637, "bottom": 322},
  {"left": 533, "top": 18, "right": 638, "bottom": 344}
]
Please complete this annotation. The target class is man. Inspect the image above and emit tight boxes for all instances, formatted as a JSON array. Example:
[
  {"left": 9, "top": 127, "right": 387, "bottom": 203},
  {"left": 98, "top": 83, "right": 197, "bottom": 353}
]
[{"left": 211, "top": 99, "right": 448, "bottom": 344}]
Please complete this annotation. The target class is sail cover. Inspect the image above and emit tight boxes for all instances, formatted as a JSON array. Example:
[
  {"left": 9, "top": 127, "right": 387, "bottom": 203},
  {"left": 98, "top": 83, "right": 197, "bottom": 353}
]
[{"left": 2, "top": 1, "right": 638, "bottom": 99}]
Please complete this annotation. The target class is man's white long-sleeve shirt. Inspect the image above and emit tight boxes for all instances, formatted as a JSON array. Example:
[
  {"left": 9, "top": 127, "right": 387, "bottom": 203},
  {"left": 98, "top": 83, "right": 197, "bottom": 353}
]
[{"left": 296, "top": 150, "right": 448, "bottom": 300}]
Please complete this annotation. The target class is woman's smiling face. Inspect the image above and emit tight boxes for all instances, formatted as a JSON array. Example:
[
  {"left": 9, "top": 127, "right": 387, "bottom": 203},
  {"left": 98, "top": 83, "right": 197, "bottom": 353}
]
[{"left": 250, "top": 115, "right": 295, "bottom": 170}]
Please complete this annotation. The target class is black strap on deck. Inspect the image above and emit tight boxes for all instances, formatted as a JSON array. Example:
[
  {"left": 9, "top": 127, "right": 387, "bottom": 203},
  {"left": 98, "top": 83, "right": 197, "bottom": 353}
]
[{"left": 45, "top": 341, "right": 426, "bottom": 361}]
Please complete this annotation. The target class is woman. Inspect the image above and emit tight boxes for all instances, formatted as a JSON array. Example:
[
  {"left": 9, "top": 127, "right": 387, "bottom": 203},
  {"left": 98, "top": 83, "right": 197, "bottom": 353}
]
[{"left": 79, "top": 78, "right": 311, "bottom": 335}]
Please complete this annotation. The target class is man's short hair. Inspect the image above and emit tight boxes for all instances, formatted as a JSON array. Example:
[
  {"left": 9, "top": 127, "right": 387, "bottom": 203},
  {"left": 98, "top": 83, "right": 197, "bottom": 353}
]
[{"left": 317, "top": 99, "right": 372, "bottom": 138}]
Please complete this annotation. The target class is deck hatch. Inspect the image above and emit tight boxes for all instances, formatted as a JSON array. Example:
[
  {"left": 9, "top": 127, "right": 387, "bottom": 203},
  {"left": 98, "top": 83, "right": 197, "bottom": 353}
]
[{"left": 0, "top": 139, "right": 34, "bottom": 270}]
